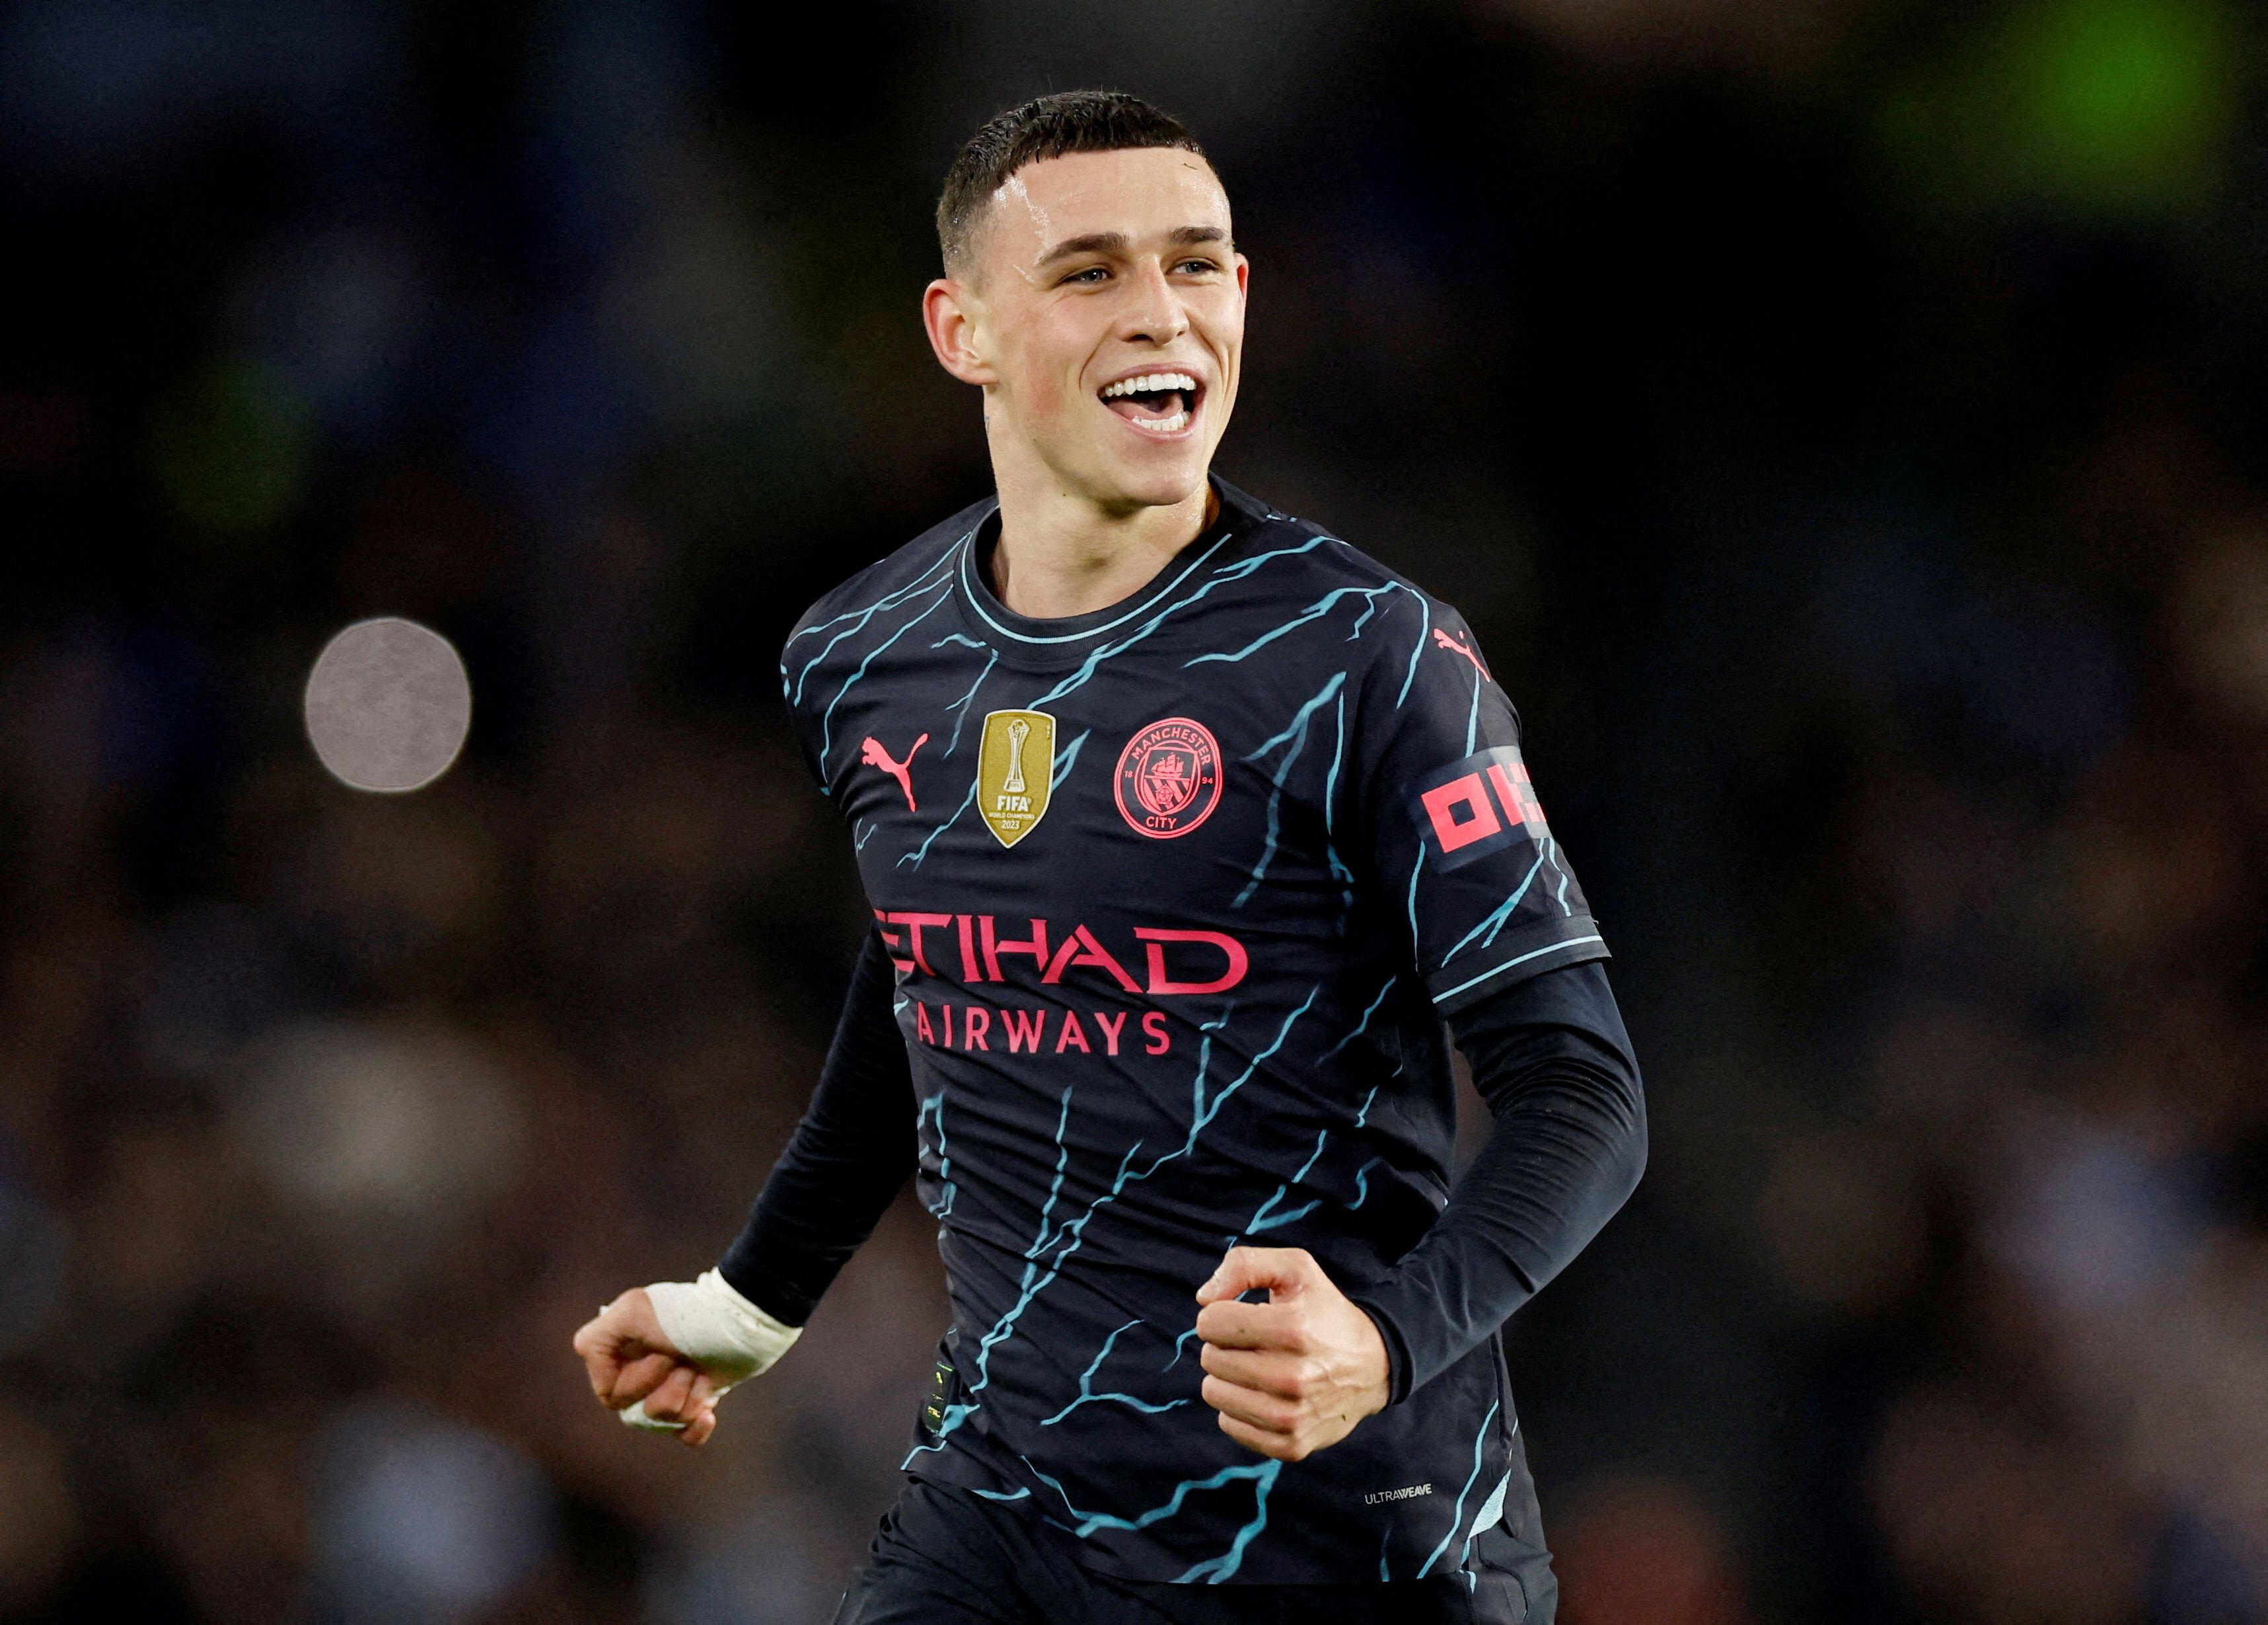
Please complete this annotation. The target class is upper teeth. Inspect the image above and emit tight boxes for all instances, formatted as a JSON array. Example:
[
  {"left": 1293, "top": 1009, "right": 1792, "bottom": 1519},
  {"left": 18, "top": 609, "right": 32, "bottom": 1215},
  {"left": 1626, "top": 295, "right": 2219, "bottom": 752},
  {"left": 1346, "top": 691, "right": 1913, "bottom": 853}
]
[{"left": 1102, "top": 372, "right": 1197, "bottom": 398}]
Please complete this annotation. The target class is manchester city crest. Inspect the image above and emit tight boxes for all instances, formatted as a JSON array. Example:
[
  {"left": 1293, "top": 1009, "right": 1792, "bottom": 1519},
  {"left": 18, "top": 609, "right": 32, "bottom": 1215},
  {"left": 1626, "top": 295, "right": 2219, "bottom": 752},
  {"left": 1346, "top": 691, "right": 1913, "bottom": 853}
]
[
  {"left": 1115, "top": 717, "right": 1222, "bottom": 839},
  {"left": 977, "top": 709, "right": 1056, "bottom": 848}
]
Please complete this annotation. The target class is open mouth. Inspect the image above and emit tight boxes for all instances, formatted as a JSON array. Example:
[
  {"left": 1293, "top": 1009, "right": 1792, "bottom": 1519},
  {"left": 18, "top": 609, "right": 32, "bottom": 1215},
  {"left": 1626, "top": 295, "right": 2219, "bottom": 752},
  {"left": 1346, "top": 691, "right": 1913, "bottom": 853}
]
[{"left": 1099, "top": 370, "right": 1202, "bottom": 435}]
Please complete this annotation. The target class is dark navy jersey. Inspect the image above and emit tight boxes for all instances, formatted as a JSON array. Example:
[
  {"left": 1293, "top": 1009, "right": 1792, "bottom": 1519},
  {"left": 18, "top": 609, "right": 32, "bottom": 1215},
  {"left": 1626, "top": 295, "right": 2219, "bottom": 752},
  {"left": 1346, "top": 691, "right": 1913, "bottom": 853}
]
[{"left": 780, "top": 478, "right": 1609, "bottom": 1585}]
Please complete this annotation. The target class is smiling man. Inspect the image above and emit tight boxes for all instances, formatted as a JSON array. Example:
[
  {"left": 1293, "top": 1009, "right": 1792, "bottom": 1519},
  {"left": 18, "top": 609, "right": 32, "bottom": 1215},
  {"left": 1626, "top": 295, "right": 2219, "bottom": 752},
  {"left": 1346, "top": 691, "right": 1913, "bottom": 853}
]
[{"left": 573, "top": 92, "right": 1646, "bottom": 1623}]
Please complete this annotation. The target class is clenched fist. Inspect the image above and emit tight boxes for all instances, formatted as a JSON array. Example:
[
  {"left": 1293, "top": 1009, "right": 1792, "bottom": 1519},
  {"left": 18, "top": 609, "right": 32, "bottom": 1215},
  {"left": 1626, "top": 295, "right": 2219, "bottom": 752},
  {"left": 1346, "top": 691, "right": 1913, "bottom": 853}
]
[
  {"left": 1194, "top": 1246, "right": 1391, "bottom": 1462},
  {"left": 573, "top": 1289, "right": 722, "bottom": 1447}
]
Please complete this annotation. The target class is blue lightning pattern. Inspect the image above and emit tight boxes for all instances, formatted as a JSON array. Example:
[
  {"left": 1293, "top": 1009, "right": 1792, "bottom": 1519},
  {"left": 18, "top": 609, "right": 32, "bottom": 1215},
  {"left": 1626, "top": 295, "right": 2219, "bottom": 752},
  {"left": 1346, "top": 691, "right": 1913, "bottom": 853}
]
[
  {"left": 1050, "top": 728, "right": 1091, "bottom": 787},
  {"left": 817, "top": 584, "right": 953, "bottom": 763},
  {"left": 937, "top": 643, "right": 998, "bottom": 758},
  {"left": 907, "top": 989, "right": 1316, "bottom": 1537},
  {"left": 1455, "top": 1467, "right": 1514, "bottom": 1575},
  {"left": 898, "top": 776, "right": 975, "bottom": 870},
  {"left": 902, "top": 1137, "right": 1134, "bottom": 1468},
  {"left": 1233, "top": 672, "right": 1348, "bottom": 909},
  {"left": 786, "top": 548, "right": 961, "bottom": 701},
  {"left": 1181, "top": 580, "right": 1417, "bottom": 669},
  {"left": 1145, "top": 991, "right": 1317, "bottom": 1186},
  {"left": 1208, "top": 537, "right": 1336, "bottom": 587},
  {"left": 1416, "top": 1400, "right": 1501, "bottom": 1577},
  {"left": 1236, "top": 1127, "right": 1330, "bottom": 1238},
  {"left": 912, "top": 1012, "right": 1225, "bottom": 1459},
  {"left": 1438, "top": 842, "right": 1553, "bottom": 965},
  {"left": 1015, "top": 994, "right": 1311, "bottom": 1394},
  {"left": 1351, "top": 1156, "right": 1383, "bottom": 1209},
  {"left": 903, "top": 1137, "right": 1138, "bottom": 1465},
  {"left": 1024, "top": 537, "right": 1335, "bottom": 710},
  {"left": 1543, "top": 839, "right": 1574, "bottom": 914},
  {"left": 1321, "top": 981, "right": 1395, "bottom": 1063},
  {"left": 1029, "top": 1086, "right": 1080, "bottom": 1265},
  {"left": 916, "top": 1094, "right": 956, "bottom": 1217},
  {"left": 1397, "top": 594, "right": 1434, "bottom": 706},
  {"left": 1159, "top": 1326, "right": 1203, "bottom": 1372},
  {"left": 1321, "top": 684, "right": 1356, "bottom": 915},
  {"left": 1040, "top": 1318, "right": 1192, "bottom": 1426},
  {"left": 1024, "top": 1456, "right": 1284, "bottom": 1584},
  {"left": 1231, "top": 1079, "right": 1382, "bottom": 1240},
  {"left": 1177, "top": 1470, "right": 1282, "bottom": 1585}
]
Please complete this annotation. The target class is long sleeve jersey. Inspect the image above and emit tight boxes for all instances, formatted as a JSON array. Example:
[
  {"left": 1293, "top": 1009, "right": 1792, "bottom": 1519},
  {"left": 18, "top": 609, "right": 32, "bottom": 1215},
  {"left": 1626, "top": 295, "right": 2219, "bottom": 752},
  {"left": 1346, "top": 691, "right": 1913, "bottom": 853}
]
[{"left": 721, "top": 478, "right": 1644, "bottom": 1585}]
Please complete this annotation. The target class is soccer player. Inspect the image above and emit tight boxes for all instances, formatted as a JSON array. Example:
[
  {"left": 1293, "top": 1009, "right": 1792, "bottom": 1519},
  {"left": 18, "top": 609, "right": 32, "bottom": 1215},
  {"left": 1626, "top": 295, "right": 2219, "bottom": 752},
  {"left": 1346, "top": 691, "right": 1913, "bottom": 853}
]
[{"left": 573, "top": 91, "right": 1645, "bottom": 1623}]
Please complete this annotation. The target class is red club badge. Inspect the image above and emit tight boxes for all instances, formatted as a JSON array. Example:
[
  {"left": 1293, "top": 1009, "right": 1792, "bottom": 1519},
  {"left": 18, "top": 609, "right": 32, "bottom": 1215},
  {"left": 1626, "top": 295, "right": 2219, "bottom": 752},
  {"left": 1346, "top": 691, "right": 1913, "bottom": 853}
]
[{"left": 1115, "top": 718, "right": 1223, "bottom": 839}]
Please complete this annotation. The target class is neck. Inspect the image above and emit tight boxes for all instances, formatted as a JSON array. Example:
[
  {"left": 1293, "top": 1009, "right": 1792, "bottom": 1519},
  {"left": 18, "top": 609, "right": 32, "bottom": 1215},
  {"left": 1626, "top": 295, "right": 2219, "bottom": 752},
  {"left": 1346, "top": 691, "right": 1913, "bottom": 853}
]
[{"left": 986, "top": 443, "right": 1216, "bottom": 620}]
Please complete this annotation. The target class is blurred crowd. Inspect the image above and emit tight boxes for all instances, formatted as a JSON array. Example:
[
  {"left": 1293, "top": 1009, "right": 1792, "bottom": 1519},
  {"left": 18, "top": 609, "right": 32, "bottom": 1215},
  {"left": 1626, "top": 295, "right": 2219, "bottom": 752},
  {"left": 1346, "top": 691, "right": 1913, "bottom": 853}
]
[{"left": 4, "top": 1, "right": 2266, "bottom": 1621}]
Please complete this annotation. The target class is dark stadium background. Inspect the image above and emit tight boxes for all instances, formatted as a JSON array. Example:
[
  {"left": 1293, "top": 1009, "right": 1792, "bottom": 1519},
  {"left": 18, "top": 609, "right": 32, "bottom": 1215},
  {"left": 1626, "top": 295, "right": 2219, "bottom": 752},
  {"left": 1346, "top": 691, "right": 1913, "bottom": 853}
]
[{"left": 5, "top": 3, "right": 2266, "bottom": 1620}]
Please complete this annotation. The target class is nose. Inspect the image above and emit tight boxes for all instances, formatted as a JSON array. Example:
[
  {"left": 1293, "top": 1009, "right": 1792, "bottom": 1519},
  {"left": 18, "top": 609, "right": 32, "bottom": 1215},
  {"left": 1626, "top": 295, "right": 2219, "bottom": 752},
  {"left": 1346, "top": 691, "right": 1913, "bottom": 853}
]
[{"left": 1117, "top": 258, "right": 1189, "bottom": 346}]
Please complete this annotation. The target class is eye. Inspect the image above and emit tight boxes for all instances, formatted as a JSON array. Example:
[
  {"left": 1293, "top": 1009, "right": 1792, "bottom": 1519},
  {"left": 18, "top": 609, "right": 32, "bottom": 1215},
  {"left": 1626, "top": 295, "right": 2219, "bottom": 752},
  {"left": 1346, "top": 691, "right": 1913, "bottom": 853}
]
[
  {"left": 1174, "top": 257, "right": 1222, "bottom": 276},
  {"left": 1061, "top": 266, "right": 1109, "bottom": 285}
]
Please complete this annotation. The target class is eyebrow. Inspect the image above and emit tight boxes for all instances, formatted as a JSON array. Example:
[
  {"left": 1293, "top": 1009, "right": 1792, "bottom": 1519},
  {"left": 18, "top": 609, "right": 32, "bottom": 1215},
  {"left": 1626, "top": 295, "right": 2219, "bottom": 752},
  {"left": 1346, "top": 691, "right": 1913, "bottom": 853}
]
[{"left": 1035, "top": 225, "right": 1232, "bottom": 269}]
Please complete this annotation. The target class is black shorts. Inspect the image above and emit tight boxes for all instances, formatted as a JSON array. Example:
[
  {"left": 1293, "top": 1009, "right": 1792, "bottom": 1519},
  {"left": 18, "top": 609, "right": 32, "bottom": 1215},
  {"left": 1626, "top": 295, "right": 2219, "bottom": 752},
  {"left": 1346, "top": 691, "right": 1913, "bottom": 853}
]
[{"left": 830, "top": 1474, "right": 1555, "bottom": 1624}]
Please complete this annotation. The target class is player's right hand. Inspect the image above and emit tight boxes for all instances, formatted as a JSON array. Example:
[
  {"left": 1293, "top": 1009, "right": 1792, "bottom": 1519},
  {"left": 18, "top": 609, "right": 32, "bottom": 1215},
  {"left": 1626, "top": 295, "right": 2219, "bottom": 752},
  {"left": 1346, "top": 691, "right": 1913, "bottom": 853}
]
[{"left": 573, "top": 1289, "right": 722, "bottom": 1448}]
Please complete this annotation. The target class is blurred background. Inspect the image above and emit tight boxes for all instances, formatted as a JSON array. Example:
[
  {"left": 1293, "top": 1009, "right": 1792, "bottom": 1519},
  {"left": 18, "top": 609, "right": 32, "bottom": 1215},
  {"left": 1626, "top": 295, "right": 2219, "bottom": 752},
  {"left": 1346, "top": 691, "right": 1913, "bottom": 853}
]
[{"left": 4, "top": 1, "right": 2267, "bottom": 1620}]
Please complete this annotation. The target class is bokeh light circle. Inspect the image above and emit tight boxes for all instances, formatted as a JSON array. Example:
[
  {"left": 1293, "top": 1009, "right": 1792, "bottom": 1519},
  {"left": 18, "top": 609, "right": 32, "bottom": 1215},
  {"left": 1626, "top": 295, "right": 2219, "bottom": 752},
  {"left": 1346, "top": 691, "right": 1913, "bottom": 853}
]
[{"left": 303, "top": 618, "right": 472, "bottom": 793}]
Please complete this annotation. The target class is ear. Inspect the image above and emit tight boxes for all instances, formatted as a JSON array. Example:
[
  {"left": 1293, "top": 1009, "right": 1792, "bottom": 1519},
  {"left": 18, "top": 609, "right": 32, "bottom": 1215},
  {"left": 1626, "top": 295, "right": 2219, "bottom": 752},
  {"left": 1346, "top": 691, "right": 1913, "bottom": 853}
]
[{"left": 922, "top": 277, "right": 996, "bottom": 387}]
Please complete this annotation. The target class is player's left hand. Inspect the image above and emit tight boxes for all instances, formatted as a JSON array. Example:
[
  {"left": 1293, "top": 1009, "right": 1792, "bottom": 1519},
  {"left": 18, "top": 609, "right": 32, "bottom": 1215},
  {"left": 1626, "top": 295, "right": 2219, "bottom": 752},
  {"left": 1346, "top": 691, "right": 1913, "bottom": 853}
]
[{"left": 1194, "top": 1246, "right": 1391, "bottom": 1461}]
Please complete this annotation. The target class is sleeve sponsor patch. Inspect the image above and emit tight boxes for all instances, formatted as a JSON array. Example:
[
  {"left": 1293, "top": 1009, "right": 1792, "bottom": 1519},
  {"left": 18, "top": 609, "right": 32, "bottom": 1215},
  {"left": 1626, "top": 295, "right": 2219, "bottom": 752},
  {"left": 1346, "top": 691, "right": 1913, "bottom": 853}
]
[{"left": 1408, "top": 745, "right": 1549, "bottom": 870}]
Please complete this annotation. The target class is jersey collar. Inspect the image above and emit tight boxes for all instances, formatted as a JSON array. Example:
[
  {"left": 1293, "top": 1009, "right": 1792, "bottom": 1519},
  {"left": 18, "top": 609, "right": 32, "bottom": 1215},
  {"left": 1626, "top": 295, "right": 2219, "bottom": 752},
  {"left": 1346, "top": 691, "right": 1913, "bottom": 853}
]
[{"left": 952, "top": 477, "right": 1274, "bottom": 671}]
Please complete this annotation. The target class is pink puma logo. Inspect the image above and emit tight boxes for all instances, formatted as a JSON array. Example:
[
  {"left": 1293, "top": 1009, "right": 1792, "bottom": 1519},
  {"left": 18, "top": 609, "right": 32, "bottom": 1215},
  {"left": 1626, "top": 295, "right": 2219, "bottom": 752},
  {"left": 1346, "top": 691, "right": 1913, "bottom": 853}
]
[
  {"left": 860, "top": 733, "right": 928, "bottom": 813},
  {"left": 1433, "top": 628, "right": 1490, "bottom": 680}
]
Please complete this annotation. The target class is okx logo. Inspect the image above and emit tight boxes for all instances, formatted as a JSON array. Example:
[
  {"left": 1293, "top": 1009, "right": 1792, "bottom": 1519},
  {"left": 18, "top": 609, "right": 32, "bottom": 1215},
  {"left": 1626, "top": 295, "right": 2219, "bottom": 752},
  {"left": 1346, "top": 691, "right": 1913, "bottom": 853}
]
[{"left": 1410, "top": 745, "right": 1548, "bottom": 870}]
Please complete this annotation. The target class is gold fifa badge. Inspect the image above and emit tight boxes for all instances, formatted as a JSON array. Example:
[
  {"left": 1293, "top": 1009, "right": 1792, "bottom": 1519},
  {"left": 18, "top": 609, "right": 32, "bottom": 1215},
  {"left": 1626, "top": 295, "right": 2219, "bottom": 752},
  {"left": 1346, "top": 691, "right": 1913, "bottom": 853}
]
[{"left": 977, "top": 709, "right": 1056, "bottom": 848}]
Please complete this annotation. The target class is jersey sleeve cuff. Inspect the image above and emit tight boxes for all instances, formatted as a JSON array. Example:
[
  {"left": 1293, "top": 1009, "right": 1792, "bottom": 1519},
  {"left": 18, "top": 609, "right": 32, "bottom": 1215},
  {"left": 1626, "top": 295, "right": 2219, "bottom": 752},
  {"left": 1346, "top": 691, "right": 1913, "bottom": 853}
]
[
  {"left": 714, "top": 1249, "right": 815, "bottom": 1330},
  {"left": 1346, "top": 1291, "right": 1415, "bottom": 1407},
  {"left": 1425, "top": 917, "right": 1610, "bottom": 1016}
]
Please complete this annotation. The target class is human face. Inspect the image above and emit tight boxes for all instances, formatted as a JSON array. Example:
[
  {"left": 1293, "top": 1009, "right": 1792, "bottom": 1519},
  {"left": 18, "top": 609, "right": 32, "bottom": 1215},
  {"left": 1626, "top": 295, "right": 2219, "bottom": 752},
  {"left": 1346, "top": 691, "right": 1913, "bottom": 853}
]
[{"left": 924, "top": 147, "right": 1247, "bottom": 517}]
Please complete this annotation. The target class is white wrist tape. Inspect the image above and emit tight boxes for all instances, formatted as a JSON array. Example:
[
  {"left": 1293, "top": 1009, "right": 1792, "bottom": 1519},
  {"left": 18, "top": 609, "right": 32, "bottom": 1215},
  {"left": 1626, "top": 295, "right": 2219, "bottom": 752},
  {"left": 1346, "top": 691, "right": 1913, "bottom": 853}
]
[{"left": 616, "top": 1269, "right": 802, "bottom": 1431}]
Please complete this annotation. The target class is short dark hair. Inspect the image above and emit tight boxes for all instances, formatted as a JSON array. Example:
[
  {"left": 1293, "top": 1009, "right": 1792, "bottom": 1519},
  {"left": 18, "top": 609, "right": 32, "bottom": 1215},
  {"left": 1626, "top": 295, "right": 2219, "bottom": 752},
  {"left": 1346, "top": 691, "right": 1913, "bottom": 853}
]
[{"left": 936, "top": 91, "right": 1207, "bottom": 274}]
